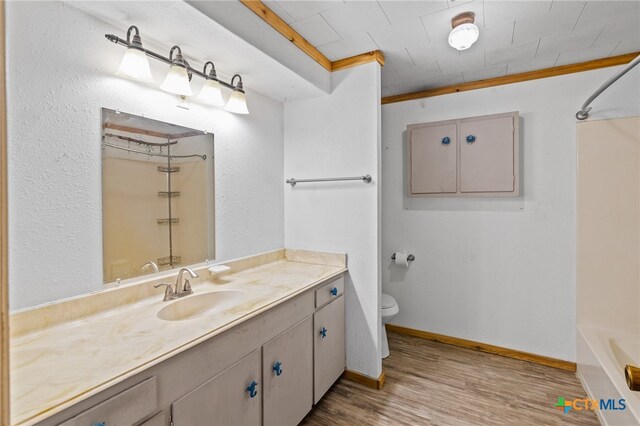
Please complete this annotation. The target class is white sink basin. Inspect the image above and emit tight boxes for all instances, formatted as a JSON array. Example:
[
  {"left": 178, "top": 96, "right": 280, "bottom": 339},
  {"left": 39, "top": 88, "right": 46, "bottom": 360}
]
[{"left": 157, "top": 290, "right": 246, "bottom": 321}]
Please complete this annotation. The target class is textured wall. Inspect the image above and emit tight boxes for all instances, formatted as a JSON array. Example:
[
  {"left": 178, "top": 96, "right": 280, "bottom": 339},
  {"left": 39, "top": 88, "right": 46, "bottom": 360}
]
[
  {"left": 284, "top": 62, "right": 382, "bottom": 379},
  {"left": 7, "top": 2, "right": 284, "bottom": 309},
  {"left": 381, "top": 65, "right": 640, "bottom": 362}
]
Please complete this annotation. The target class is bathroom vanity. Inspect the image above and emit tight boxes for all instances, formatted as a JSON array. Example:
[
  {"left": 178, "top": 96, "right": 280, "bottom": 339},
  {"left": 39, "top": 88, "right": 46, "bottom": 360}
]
[{"left": 10, "top": 250, "right": 346, "bottom": 426}]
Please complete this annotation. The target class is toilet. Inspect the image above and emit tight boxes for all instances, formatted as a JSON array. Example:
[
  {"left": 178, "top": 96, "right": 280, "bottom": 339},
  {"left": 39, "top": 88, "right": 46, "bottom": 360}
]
[{"left": 381, "top": 293, "right": 399, "bottom": 359}]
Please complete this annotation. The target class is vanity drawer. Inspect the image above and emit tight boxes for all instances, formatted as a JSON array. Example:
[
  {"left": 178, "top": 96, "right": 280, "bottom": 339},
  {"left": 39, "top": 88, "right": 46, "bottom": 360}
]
[
  {"left": 59, "top": 377, "right": 157, "bottom": 426},
  {"left": 315, "top": 276, "right": 344, "bottom": 308}
]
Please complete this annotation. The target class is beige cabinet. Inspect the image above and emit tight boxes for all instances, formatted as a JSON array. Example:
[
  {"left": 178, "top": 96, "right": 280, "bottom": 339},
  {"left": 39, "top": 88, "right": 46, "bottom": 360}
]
[
  {"left": 262, "top": 317, "right": 313, "bottom": 426},
  {"left": 59, "top": 378, "right": 157, "bottom": 426},
  {"left": 138, "top": 410, "right": 169, "bottom": 426},
  {"left": 408, "top": 112, "right": 519, "bottom": 196},
  {"left": 171, "top": 350, "right": 261, "bottom": 426},
  {"left": 313, "top": 295, "right": 345, "bottom": 404},
  {"left": 50, "top": 274, "right": 346, "bottom": 426},
  {"left": 409, "top": 121, "right": 458, "bottom": 194},
  {"left": 315, "top": 276, "right": 344, "bottom": 308}
]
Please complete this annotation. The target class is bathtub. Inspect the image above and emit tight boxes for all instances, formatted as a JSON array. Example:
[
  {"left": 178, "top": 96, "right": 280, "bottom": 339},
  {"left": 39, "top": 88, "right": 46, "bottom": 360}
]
[{"left": 577, "top": 326, "right": 640, "bottom": 425}]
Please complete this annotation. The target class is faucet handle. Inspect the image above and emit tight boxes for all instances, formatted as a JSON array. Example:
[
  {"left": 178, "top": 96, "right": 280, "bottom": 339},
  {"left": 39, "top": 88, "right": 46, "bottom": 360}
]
[
  {"left": 183, "top": 279, "right": 194, "bottom": 295},
  {"left": 154, "top": 283, "right": 175, "bottom": 301}
]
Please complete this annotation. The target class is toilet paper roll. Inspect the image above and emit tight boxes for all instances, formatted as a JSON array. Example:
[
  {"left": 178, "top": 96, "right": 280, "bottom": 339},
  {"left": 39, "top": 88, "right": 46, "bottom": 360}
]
[{"left": 394, "top": 252, "right": 409, "bottom": 268}]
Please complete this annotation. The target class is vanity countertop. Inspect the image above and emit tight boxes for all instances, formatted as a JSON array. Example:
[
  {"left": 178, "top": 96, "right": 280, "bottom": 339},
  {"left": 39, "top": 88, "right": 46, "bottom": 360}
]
[{"left": 10, "top": 250, "right": 347, "bottom": 426}]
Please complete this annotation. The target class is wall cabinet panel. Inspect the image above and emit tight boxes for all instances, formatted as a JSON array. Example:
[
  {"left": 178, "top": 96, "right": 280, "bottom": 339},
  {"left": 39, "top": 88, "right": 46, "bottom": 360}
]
[
  {"left": 409, "top": 122, "right": 458, "bottom": 194},
  {"left": 408, "top": 112, "right": 519, "bottom": 196}
]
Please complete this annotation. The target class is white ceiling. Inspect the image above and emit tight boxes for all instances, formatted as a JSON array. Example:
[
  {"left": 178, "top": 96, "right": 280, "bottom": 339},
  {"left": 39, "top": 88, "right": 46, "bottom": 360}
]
[{"left": 265, "top": 0, "right": 640, "bottom": 96}]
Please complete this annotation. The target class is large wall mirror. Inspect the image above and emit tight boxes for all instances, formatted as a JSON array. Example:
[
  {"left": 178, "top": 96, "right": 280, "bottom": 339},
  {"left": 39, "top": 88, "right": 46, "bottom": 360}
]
[{"left": 102, "top": 109, "right": 215, "bottom": 284}]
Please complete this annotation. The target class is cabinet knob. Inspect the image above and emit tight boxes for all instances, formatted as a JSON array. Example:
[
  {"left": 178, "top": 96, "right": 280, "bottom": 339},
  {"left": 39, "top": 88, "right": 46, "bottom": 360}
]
[
  {"left": 273, "top": 361, "right": 283, "bottom": 376},
  {"left": 330, "top": 287, "right": 338, "bottom": 296},
  {"left": 441, "top": 136, "right": 451, "bottom": 145},
  {"left": 466, "top": 135, "right": 476, "bottom": 143},
  {"left": 246, "top": 380, "right": 258, "bottom": 398},
  {"left": 320, "top": 327, "right": 327, "bottom": 339}
]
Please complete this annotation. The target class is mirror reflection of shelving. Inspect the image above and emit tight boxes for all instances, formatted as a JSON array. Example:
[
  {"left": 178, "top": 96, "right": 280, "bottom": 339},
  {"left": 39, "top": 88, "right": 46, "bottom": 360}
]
[{"left": 101, "top": 109, "right": 215, "bottom": 283}]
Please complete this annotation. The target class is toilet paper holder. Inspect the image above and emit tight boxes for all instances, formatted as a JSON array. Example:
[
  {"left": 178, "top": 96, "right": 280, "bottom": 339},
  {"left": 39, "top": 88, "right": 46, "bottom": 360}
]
[{"left": 391, "top": 253, "right": 415, "bottom": 262}]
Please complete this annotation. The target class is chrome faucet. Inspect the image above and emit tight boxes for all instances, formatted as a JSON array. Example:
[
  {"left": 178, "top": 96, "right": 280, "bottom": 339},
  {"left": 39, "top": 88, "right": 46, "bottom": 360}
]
[
  {"left": 176, "top": 267, "right": 198, "bottom": 295},
  {"left": 154, "top": 267, "right": 199, "bottom": 302},
  {"left": 141, "top": 261, "right": 159, "bottom": 273}
]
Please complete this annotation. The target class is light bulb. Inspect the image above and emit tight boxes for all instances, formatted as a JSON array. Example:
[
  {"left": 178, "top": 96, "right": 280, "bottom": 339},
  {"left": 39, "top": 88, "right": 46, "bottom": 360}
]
[
  {"left": 161, "top": 64, "right": 193, "bottom": 96},
  {"left": 225, "top": 90, "right": 249, "bottom": 114},
  {"left": 199, "top": 79, "right": 224, "bottom": 106},
  {"left": 116, "top": 47, "right": 154, "bottom": 82}
]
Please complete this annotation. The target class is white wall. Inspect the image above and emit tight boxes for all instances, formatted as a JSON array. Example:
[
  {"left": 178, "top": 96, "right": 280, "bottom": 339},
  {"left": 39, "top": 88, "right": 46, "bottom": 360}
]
[
  {"left": 382, "top": 65, "right": 640, "bottom": 362},
  {"left": 284, "top": 62, "right": 382, "bottom": 378},
  {"left": 7, "top": 2, "right": 284, "bottom": 309}
]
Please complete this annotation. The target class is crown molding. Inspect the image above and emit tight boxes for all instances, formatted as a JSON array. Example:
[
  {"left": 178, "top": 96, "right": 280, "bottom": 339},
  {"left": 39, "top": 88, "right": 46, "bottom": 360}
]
[{"left": 382, "top": 52, "right": 640, "bottom": 105}]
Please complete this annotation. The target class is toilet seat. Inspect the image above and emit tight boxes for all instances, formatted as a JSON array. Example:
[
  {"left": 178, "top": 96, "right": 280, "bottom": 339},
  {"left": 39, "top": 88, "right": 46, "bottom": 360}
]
[
  {"left": 381, "top": 293, "right": 397, "bottom": 309},
  {"left": 381, "top": 293, "right": 399, "bottom": 359},
  {"left": 381, "top": 293, "right": 399, "bottom": 317}
]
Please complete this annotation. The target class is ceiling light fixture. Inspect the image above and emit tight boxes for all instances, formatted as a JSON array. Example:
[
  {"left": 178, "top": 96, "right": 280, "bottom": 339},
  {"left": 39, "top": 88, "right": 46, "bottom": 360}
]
[
  {"left": 115, "top": 26, "right": 154, "bottom": 82},
  {"left": 161, "top": 46, "right": 193, "bottom": 96},
  {"left": 105, "top": 26, "right": 249, "bottom": 114},
  {"left": 199, "top": 61, "right": 225, "bottom": 107},
  {"left": 448, "top": 12, "right": 479, "bottom": 51},
  {"left": 225, "top": 75, "right": 249, "bottom": 115}
]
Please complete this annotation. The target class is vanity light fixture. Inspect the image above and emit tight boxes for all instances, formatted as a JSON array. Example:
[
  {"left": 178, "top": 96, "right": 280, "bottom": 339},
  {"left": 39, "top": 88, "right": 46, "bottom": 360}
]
[
  {"left": 224, "top": 75, "right": 249, "bottom": 115},
  {"left": 198, "top": 61, "right": 225, "bottom": 107},
  {"left": 115, "top": 26, "right": 154, "bottom": 82},
  {"left": 448, "top": 12, "right": 479, "bottom": 51},
  {"left": 161, "top": 46, "right": 193, "bottom": 96},
  {"left": 105, "top": 25, "right": 249, "bottom": 114}
]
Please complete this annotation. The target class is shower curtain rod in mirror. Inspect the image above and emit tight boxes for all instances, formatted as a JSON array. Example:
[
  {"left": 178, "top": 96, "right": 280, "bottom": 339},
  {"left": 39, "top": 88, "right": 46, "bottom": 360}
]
[
  {"left": 104, "top": 132, "right": 178, "bottom": 147},
  {"left": 103, "top": 142, "right": 207, "bottom": 160}
]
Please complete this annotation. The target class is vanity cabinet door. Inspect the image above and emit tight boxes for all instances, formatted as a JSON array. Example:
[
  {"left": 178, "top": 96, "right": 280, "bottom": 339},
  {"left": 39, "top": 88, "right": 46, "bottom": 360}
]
[
  {"left": 313, "top": 295, "right": 345, "bottom": 404},
  {"left": 170, "top": 350, "right": 261, "bottom": 426},
  {"left": 262, "top": 316, "right": 313, "bottom": 426},
  {"left": 59, "top": 378, "right": 157, "bottom": 426}
]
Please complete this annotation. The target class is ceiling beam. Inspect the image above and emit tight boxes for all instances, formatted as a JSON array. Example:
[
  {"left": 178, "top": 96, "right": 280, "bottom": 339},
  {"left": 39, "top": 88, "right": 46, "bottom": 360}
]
[
  {"left": 239, "top": 1, "right": 384, "bottom": 73},
  {"left": 332, "top": 50, "right": 385, "bottom": 72},
  {"left": 382, "top": 52, "right": 640, "bottom": 105},
  {"left": 239, "top": 0, "right": 332, "bottom": 71}
]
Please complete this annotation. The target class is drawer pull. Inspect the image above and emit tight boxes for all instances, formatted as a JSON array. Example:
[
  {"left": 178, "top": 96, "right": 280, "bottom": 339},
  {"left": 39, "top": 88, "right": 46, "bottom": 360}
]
[
  {"left": 330, "top": 287, "right": 338, "bottom": 296},
  {"left": 273, "top": 361, "right": 283, "bottom": 376},
  {"left": 320, "top": 327, "right": 327, "bottom": 339},
  {"left": 441, "top": 136, "right": 451, "bottom": 145},
  {"left": 466, "top": 134, "right": 476, "bottom": 143},
  {"left": 246, "top": 380, "right": 258, "bottom": 398},
  {"left": 91, "top": 423, "right": 106, "bottom": 426}
]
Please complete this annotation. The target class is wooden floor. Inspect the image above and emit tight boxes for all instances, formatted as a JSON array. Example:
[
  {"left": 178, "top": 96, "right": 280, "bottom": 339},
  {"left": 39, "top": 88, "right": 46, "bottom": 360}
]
[{"left": 301, "top": 332, "right": 599, "bottom": 425}]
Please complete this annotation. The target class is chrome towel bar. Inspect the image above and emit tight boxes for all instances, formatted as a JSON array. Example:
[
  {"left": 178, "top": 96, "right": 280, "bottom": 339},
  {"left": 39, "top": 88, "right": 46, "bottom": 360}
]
[{"left": 286, "top": 175, "right": 372, "bottom": 187}]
